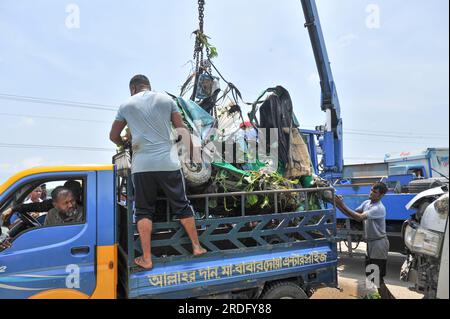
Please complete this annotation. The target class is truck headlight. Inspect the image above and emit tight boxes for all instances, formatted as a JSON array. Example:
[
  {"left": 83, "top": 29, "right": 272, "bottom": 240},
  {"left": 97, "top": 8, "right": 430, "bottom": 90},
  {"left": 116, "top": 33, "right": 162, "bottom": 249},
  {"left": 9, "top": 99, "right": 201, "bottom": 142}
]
[
  {"left": 403, "top": 224, "right": 416, "bottom": 250},
  {"left": 403, "top": 223, "right": 443, "bottom": 258}
]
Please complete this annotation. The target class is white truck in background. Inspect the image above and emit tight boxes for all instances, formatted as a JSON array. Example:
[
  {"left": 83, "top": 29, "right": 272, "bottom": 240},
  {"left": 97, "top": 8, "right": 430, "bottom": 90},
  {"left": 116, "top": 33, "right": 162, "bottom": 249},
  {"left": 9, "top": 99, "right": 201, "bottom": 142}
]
[
  {"left": 385, "top": 148, "right": 449, "bottom": 194},
  {"left": 401, "top": 186, "right": 449, "bottom": 299},
  {"left": 385, "top": 148, "right": 449, "bottom": 179}
]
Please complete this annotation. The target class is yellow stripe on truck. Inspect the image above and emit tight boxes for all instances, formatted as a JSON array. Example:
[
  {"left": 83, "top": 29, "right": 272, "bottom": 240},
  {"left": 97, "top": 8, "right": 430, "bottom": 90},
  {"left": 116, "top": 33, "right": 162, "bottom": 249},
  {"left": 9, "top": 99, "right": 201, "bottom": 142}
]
[
  {"left": 29, "top": 245, "right": 118, "bottom": 299},
  {"left": 0, "top": 165, "right": 114, "bottom": 195}
]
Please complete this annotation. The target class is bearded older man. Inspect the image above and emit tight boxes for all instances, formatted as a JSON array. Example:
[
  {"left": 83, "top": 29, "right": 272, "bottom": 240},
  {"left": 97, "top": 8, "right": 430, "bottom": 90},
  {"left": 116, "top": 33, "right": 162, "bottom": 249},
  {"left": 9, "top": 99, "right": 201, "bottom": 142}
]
[{"left": 44, "top": 187, "right": 84, "bottom": 226}]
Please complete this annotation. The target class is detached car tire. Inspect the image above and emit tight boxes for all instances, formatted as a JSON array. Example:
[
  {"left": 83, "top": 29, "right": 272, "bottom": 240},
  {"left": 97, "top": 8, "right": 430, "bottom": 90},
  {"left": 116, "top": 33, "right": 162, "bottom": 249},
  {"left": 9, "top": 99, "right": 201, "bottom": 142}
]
[
  {"left": 181, "top": 160, "right": 212, "bottom": 187},
  {"left": 260, "top": 281, "right": 308, "bottom": 299}
]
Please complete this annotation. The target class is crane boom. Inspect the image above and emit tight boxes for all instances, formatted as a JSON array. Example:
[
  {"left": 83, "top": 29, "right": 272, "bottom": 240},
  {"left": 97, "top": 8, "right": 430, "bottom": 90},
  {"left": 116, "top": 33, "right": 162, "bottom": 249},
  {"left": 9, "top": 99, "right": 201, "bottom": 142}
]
[{"left": 300, "top": 0, "right": 343, "bottom": 179}]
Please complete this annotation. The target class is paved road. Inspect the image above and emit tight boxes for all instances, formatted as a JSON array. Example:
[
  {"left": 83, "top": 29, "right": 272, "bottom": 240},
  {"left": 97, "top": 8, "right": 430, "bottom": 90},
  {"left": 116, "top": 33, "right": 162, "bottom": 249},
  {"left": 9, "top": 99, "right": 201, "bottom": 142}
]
[{"left": 312, "top": 244, "right": 424, "bottom": 299}]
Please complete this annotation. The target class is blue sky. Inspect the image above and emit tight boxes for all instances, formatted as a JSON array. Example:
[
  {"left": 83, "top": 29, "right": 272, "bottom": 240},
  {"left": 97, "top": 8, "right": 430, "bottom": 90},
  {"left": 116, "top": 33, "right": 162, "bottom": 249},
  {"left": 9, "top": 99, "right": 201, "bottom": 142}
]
[{"left": 0, "top": 0, "right": 448, "bottom": 184}]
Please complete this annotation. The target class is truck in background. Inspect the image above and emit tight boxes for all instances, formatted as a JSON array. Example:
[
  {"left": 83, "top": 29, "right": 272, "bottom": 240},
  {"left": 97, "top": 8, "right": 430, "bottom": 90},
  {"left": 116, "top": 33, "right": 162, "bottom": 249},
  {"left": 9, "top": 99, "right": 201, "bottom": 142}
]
[
  {"left": 331, "top": 148, "right": 449, "bottom": 254},
  {"left": 385, "top": 148, "right": 449, "bottom": 191},
  {"left": 400, "top": 186, "right": 449, "bottom": 299},
  {"left": 297, "top": 0, "right": 448, "bottom": 256}
]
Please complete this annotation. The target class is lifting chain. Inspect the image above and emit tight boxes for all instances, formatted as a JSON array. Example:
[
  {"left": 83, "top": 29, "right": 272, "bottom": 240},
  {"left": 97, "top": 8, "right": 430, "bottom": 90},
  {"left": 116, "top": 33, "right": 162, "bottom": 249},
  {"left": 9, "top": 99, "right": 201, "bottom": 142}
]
[{"left": 193, "top": 0, "right": 211, "bottom": 74}]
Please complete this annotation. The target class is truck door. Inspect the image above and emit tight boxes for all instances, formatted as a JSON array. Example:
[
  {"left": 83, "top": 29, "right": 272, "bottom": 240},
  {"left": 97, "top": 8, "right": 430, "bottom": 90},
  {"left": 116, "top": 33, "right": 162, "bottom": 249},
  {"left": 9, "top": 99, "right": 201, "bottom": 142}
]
[{"left": 0, "top": 172, "right": 97, "bottom": 299}]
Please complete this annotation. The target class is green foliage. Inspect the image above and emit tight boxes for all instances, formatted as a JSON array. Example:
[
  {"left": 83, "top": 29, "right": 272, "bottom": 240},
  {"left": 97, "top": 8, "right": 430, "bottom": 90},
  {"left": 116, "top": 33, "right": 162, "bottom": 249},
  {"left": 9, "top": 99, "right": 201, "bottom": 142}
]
[
  {"left": 261, "top": 196, "right": 271, "bottom": 209},
  {"left": 359, "top": 292, "right": 381, "bottom": 299},
  {"left": 212, "top": 167, "right": 304, "bottom": 211},
  {"left": 246, "top": 195, "right": 258, "bottom": 207},
  {"left": 307, "top": 192, "right": 322, "bottom": 211},
  {"left": 198, "top": 33, "right": 218, "bottom": 59},
  {"left": 209, "top": 46, "right": 218, "bottom": 59}
]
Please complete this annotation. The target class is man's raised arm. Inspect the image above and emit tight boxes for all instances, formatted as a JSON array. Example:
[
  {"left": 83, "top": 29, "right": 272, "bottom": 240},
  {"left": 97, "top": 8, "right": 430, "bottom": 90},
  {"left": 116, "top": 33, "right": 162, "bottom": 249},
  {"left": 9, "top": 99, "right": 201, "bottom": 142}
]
[
  {"left": 110, "top": 120, "right": 127, "bottom": 147},
  {"left": 335, "top": 196, "right": 365, "bottom": 222}
]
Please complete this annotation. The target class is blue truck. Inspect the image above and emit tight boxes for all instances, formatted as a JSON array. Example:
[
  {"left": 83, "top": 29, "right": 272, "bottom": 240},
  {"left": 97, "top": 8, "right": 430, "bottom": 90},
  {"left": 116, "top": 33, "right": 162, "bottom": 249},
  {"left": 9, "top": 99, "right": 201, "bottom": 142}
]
[
  {"left": 0, "top": 0, "right": 341, "bottom": 299},
  {"left": 296, "top": 1, "right": 449, "bottom": 254},
  {"left": 0, "top": 165, "right": 338, "bottom": 299},
  {"left": 332, "top": 148, "right": 449, "bottom": 253},
  {"left": 0, "top": 0, "right": 347, "bottom": 298}
]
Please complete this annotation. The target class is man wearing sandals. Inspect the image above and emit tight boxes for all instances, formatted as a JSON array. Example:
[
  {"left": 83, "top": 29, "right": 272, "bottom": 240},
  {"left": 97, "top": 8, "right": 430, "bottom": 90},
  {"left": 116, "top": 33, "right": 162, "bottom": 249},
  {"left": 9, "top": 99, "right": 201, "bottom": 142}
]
[{"left": 110, "top": 74, "right": 206, "bottom": 270}]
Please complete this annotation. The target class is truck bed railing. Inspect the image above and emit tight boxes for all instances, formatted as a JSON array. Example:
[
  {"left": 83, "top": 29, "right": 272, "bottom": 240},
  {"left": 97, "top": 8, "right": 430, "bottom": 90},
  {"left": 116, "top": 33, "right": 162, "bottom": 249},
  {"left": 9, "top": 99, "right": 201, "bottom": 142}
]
[
  {"left": 114, "top": 166, "right": 337, "bottom": 296},
  {"left": 117, "top": 175, "right": 336, "bottom": 264},
  {"left": 145, "top": 208, "right": 335, "bottom": 264}
]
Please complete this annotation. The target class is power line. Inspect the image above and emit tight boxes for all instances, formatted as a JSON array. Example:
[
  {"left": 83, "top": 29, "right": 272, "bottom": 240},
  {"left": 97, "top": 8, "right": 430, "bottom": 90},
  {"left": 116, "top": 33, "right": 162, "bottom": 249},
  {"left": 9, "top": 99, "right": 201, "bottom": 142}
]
[
  {"left": 301, "top": 125, "right": 447, "bottom": 138},
  {"left": 345, "top": 137, "right": 447, "bottom": 145},
  {"left": 0, "top": 143, "right": 115, "bottom": 153},
  {"left": 304, "top": 130, "right": 447, "bottom": 140},
  {"left": 301, "top": 126, "right": 447, "bottom": 139},
  {"left": 345, "top": 129, "right": 446, "bottom": 138},
  {"left": 0, "top": 93, "right": 447, "bottom": 139},
  {"left": 345, "top": 132, "right": 448, "bottom": 140},
  {"left": 0, "top": 110, "right": 447, "bottom": 140},
  {"left": 344, "top": 157, "right": 383, "bottom": 160},
  {"left": 0, "top": 93, "right": 117, "bottom": 112},
  {"left": 0, "top": 112, "right": 111, "bottom": 124}
]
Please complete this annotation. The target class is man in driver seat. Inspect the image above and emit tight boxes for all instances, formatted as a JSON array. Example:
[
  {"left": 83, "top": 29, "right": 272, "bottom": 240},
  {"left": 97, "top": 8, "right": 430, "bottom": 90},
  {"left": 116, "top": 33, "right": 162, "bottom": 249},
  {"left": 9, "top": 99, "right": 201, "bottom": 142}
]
[
  {"left": 1, "top": 180, "right": 83, "bottom": 226},
  {"left": 44, "top": 187, "right": 83, "bottom": 226}
]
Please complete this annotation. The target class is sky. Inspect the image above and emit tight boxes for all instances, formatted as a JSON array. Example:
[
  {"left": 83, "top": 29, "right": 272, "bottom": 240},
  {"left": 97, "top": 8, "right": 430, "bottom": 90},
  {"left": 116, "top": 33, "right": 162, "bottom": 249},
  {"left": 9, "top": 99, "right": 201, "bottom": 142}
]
[{"left": 0, "top": 0, "right": 448, "bottom": 184}]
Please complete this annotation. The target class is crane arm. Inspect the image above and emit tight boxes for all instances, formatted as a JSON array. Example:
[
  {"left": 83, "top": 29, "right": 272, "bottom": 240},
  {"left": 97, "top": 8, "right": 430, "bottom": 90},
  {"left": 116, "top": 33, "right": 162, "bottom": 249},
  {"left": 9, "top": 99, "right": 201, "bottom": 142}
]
[{"left": 300, "top": 0, "right": 344, "bottom": 179}]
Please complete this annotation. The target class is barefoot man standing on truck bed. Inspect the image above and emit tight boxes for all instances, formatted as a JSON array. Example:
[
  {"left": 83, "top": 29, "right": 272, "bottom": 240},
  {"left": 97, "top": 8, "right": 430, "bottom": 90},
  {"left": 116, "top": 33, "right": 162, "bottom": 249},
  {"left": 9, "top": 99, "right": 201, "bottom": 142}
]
[{"left": 110, "top": 74, "right": 206, "bottom": 269}]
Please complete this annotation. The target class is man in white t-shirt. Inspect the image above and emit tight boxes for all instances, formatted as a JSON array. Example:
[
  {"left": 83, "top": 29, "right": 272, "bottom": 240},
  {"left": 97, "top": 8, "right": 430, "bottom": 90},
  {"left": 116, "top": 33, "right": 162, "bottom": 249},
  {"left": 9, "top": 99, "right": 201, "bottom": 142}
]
[
  {"left": 110, "top": 74, "right": 206, "bottom": 270},
  {"left": 10, "top": 186, "right": 46, "bottom": 226},
  {"left": 24, "top": 186, "right": 43, "bottom": 205},
  {"left": 26, "top": 186, "right": 47, "bottom": 218}
]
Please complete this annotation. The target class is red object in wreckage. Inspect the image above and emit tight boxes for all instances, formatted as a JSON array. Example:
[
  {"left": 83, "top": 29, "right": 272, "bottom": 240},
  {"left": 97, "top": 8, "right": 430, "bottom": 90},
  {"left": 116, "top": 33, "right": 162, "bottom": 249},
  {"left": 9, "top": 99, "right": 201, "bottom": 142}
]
[{"left": 240, "top": 121, "right": 253, "bottom": 129}]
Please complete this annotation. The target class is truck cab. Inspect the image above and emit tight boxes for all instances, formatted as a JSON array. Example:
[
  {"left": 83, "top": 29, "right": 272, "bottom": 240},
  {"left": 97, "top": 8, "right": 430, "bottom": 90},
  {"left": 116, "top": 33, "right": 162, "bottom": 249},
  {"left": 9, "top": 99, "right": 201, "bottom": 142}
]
[
  {"left": 0, "top": 165, "right": 116, "bottom": 298},
  {"left": 0, "top": 165, "right": 338, "bottom": 299}
]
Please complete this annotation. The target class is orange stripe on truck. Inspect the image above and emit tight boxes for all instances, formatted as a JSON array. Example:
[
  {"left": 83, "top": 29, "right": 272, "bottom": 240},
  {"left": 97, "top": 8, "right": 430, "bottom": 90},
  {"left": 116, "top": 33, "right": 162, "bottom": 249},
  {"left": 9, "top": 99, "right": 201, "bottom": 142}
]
[{"left": 29, "top": 245, "right": 118, "bottom": 299}]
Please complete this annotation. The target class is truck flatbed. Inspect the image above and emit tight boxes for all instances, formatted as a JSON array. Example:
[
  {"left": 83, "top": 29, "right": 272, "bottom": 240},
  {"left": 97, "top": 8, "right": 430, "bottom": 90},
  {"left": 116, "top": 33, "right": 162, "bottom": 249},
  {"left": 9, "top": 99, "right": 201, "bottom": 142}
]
[{"left": 116, "top": 175, "right": 339, "bottom": 299}]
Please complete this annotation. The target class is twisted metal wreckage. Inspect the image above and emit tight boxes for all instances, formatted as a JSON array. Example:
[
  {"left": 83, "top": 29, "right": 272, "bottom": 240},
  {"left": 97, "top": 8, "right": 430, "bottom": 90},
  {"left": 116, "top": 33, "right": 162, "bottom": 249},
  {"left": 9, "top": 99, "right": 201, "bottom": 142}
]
[{"left": 116, "top": 0, "right": 333, "bottom": 221}]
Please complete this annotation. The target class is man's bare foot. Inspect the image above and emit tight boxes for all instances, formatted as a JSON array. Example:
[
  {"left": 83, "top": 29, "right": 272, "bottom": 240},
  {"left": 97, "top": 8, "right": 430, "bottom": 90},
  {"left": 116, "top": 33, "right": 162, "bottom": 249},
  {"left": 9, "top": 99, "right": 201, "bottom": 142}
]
[
  {"left": 134, "top": 256, "right": 153, "bottom": 270},
  {"left": 193, "top": 245, "right": 207, "bottom": 256}
]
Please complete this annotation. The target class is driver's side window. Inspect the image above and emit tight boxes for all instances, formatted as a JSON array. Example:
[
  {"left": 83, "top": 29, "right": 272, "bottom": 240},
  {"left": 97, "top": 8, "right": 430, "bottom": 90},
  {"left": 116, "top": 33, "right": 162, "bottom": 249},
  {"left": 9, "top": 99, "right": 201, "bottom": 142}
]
[
  {"left": 0, "top": 177, "right": 86, "bottom": 249},
  {"left": 7, "top": 183, "right": 48, "bottom": 228}
]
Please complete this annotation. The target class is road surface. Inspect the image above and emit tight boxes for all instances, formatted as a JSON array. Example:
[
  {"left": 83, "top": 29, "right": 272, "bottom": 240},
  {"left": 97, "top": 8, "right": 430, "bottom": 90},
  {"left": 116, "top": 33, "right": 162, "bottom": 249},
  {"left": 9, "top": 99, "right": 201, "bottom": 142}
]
[{"left": 312, "top": 243, "right": 424, "bottom": 299}]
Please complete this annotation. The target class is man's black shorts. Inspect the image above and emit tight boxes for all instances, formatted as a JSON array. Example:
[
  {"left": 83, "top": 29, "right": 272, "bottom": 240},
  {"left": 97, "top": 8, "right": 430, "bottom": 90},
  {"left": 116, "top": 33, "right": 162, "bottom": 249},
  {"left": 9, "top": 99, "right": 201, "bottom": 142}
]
[{"left": 132, "top": 170, "right": 195, "bottom": 223}]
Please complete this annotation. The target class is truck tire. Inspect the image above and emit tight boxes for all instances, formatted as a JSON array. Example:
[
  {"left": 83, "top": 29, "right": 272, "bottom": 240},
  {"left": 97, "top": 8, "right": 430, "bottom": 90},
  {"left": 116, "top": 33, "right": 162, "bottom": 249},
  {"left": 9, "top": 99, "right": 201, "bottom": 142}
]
[
  {"left": 260, "top": 281, "right": 308, "bottom": 299},
  {"left": 181, "top": 160, "right": 212, "bottom": 188}
]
